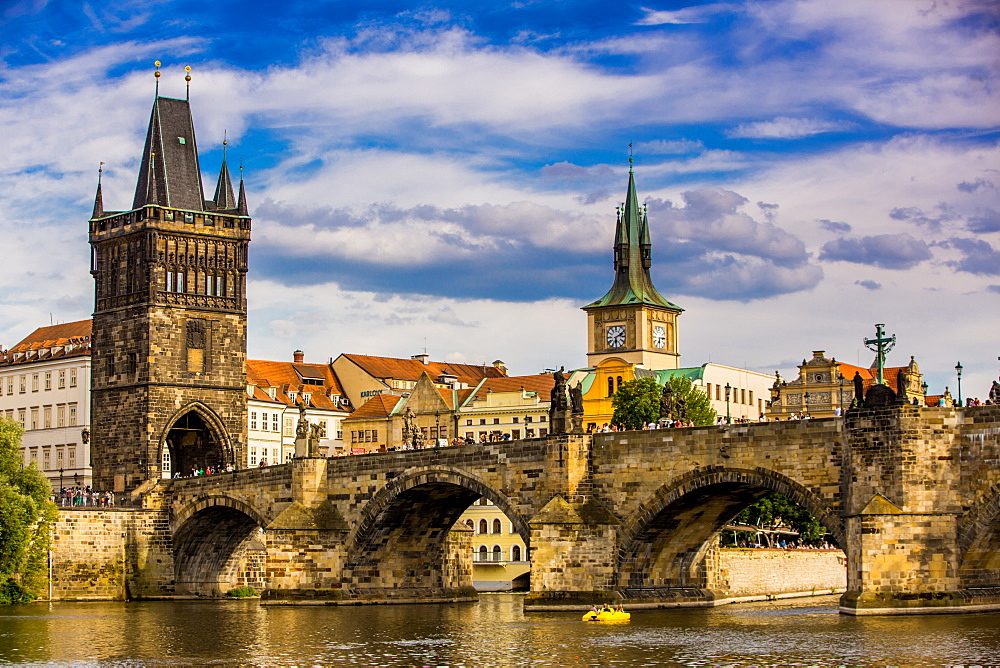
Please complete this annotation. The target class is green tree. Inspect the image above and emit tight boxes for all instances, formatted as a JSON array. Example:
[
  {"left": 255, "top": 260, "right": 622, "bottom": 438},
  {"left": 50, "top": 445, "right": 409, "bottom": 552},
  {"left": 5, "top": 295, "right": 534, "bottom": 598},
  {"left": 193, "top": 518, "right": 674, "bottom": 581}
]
[
  {"left": 663, "top": 375, "right": 717, "bottom": 427},
  {"left": 732, "top": 493, "right": 828, "bottom": 545},
  {"left": 0, "top": 417, "right": 57, "bottom": 604},
  {"left": 611, "top": 377, "right": 661, "bottom": 430}
]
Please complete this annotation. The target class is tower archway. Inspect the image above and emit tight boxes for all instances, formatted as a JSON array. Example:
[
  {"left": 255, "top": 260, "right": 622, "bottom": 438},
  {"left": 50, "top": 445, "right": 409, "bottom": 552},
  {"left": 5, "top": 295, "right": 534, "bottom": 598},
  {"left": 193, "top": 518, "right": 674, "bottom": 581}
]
[{"left": 160, "top": 403, "right": 232, "bottom": 477}]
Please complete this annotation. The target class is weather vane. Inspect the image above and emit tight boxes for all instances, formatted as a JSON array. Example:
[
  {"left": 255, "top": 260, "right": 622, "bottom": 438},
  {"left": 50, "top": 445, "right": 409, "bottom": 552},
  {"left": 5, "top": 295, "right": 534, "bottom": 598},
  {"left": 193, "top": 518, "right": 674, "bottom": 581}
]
[
  {"left": 154, "top": 60, "right": 161, "bottom": 95},
  {"left": 185, "top": 65, "right": 192, "bottom": 100}
]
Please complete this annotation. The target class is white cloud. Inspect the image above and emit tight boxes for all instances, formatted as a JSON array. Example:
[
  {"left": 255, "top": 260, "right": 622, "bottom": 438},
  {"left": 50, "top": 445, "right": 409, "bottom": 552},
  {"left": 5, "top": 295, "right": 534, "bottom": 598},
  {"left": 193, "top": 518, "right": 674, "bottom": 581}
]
[{"left": 728, "top": 117, "right": 852, "bottom": 139}]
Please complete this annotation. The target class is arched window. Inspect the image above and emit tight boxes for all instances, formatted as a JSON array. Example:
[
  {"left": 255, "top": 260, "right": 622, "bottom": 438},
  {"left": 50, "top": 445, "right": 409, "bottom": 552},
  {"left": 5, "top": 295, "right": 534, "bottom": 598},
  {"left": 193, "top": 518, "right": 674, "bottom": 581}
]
[
  {"left": 492, "top": 518, "right": 502, "bottom": 534},
  {"left": 478, "top": 545, "right": 488, "bottom": 561},
  {"left": 512, "top": 545, "right": 521, "bottom": 562},
  {"left": 493, "top": 545, "right": 502, "bottom": 561},
  {"left": 479, "top": 519, "right": 488, "bottom": 534},
  {"left": 616, "top": 376, "right": 623, "bottom": 392},
  {"left": 607, "top": 377, "right": 614, "bottom": 397},
  {"left": 465, "top": 519, "right": 474, "bottom": 529}
]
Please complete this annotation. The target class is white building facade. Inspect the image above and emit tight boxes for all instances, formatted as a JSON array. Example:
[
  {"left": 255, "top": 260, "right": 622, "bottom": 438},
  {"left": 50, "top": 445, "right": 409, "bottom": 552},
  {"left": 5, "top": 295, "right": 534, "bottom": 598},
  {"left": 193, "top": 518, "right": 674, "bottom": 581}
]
[{"left": 0, "top": 321, "right": 93, "bottom": 491}]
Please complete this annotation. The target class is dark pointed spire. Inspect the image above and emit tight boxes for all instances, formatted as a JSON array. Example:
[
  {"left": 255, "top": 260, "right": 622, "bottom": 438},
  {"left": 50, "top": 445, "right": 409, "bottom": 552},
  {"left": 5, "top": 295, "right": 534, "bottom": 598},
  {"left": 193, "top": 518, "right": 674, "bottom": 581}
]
[
  {"left": 236, "top": 161, "right": 249, "bottom": 217},
  {"left": 91, "top": 162, "right": 105, "bottom": 219},
  {"left": 583, "top": 154, "right": 681, "bottom": 312},
  {"left": 213, "top": 134, "right": 237, "bottom": 210},
  {"left": 132, "top": 95, "right": 206, "bottom": 211}
]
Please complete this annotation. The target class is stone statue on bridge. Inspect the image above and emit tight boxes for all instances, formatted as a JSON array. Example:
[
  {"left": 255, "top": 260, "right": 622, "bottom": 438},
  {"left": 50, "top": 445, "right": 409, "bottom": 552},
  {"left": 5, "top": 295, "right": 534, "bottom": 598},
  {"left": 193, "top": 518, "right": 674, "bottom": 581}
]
[
  {"left": 569, "top": 381, "right": 584, "bottom": 433},
  {"left": 548, "top": 367, "right": 573, "bottom": 435},
  {"left": 990, "top": 379, "right": 1000, "bottom": 405}
]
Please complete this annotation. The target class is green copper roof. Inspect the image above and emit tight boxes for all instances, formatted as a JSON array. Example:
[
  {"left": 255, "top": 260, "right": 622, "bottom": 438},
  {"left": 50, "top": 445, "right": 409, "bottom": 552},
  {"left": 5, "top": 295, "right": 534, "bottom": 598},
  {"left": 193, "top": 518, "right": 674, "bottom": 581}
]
[
  {"left": 653, "top": 366, "right": 705, "bottom": 383},
  {"left": 584, "top": 167, "right": 682, "bottom": 311}
]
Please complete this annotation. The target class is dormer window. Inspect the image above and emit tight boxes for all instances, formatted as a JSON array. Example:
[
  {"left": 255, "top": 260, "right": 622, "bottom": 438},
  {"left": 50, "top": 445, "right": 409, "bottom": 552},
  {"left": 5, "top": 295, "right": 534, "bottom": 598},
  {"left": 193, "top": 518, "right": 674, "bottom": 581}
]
[
  {"left": 288, "top": 391, "right": 297, "bottom": 403},
  {"left": 267, "top": 387, "right": 276, "bottom": 399},
  {"left": 302, "top": 393, "right": 312, "bottom": 405}
]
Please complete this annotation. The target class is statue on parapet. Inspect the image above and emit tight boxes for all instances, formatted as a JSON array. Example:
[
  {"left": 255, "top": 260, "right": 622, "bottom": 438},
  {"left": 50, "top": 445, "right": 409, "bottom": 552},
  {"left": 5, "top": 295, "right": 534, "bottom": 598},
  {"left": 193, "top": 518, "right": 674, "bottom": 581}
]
[
  {"left": 990, "top": 379, "right": 1000, "bottom": 405},
  {"left": 548, "top": 366, "right": 571, "bottom": 435},
  {"left": 569, "top": 381, "right": 584, "bottom": 433}
]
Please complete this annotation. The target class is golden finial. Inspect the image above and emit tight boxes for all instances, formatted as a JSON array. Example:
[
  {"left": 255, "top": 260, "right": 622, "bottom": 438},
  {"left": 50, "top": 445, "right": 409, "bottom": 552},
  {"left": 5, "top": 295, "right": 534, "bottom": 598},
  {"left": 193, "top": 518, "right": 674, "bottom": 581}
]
[
  {"left": 184, "top": 65, "right": 192, "bottom": 100},
  {"left": 154, "top": 60, "right": 161, "bottom": 95},
  {"left": 98, "top": 161, "right": 104, "bottom": 184}
]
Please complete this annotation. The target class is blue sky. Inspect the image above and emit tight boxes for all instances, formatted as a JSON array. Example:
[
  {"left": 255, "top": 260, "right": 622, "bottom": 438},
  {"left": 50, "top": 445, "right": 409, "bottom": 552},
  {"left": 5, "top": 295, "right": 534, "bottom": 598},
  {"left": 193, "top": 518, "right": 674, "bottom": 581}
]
[{"left": 1, "top": 0, "right": 998, "bottom": 396}]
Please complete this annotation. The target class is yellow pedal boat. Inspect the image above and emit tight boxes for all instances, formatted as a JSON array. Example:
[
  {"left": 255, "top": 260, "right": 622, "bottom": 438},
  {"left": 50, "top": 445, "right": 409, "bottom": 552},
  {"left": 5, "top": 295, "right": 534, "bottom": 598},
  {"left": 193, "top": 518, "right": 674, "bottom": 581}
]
[{"left": 582, "top": 608, "right": 631, "bottom": 622}]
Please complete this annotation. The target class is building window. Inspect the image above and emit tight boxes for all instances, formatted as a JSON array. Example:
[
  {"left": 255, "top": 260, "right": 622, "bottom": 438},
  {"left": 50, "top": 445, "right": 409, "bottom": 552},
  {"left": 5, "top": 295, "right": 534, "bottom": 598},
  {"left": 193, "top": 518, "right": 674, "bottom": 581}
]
[
  {"left": 250, "top": 411, "right": 257, "bottom": 430},
  {"left": 68, "top": 403, "right": 77, "bottom": 426},
  {"left": 741, "top": 388, "right": 746, "bottom": 405},
  {"left": 5, "top": 378, "right": 12, "bottom": 395},
  {"left": 512, "top": 545, "right": 521, "bottom": 562},
  {"left": 607, "top": 377, "right": 614, "bottom": 397},
  {"left": 249, "top": 448, "right": 257, "bottom": 466},
  {"left": 43, "top": 406, "right": 52, "bottom": 429},
  {"left": 479, "top": 419, "right": 486, "bottom": 425},
  {"left": 19, "top": 375, "right": 25, "bottom": 393},
  {"left": 525, "top": 416, "right": 533, "bottom": 423},
  {"left": 479, "top": 519, "right": 488, "bottom": 534},
  {"left": 284, "top": 416, "right": 294, "bottom": 436},
  {"left": 57, "top": 447, "right": 64, "bottom": 465},
  {"left": 492, "top": 519, "right": 502, "bottom": 534},
  {"left": 465, "top": 419, "right": 472, "bottom": 426},
  {"left": 43, "top": 449, "right": 50, "bottom": 470},
  {"left": 69, "top": 368, "right": 77, "bottom": 387},
  {"left": 372, "top": 429, "right": 377, "bottom": 441},
  {"left": 493, "top": 545, "right": 502, "bottom": 561},
  {"left": 58, "top": 370, "right": 66, "bottom": 389},
  {"left": 465, "top": 519, "right": 474, "bottom": 529},
  {"left": 705, "top": 382, "right": 711, "bottom": 399},
  {"left": 67, "top": 447, "right": 75, "bottom": 468},
  {"left": 57, "top": 405, "right": 65, "bottom": 427},
  {"left": 44, "top": 372, "right": 51, "bottom": 390},
  {"left": 617, "top": 376, "right": 623, "bottom": 392},
  {"left": 512, "top": 417, "right": 519, "bottom": 424},
  {"left": 539, "top": 415, "right": 546, "bottom": 422},
  {"left": 273, "top": 414, "right": 280, "bottom": 432},
  {"left": 511, "top": 429, "right": 520, "bottom": 440},
  {"left": 749, "top": 390, "right": 754, "bottom": 405},
  {"left": 30, "top": 407, "right": 38, "bottom": 430},
  {"left": 539, "top": 428, "right": 548, "bottom": 437},
  {"left": 465, "top": 432, "right": 473, "bottom": 440},
  {"left": 716, "top": 385, "right": 721, "bottom": 401},
  {"left": 32, "top": 374, "right": 39, "bottom": 392},
  {"left": 526, "top": 429, "right": 535, "bottom": 438},
  {"left": 493, "top": 418, "right": 500, "bottom": 425},
  {"left": 17, "top": 409, "right": 25, "bottom": 428}
]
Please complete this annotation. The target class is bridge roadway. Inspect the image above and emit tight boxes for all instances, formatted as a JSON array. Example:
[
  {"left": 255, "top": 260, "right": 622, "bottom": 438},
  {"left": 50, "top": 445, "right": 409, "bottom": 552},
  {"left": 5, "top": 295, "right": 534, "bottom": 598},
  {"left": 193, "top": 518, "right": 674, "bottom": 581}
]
[{"left": 144, "top": 404, "right": 1000, "bottom": 615}]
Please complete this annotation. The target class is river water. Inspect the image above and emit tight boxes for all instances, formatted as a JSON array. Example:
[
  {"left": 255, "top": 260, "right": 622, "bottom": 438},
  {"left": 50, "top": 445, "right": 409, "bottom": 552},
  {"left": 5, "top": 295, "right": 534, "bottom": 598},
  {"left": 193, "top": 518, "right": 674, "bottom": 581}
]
[{"left": 1, "top": 594, "right": 998, "bottom": 666}]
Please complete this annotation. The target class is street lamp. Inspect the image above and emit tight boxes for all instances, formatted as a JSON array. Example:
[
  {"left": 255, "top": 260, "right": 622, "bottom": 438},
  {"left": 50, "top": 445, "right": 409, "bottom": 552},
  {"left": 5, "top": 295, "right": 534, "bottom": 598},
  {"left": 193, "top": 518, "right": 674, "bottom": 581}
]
[
  {"left": 724, "top": 383, "right": 732, "bottom": 424},
  {"left": 434, "top": 411, "right": 441, "bottom": 447},
  {"left": 955, "top": 362, "right": 963, "bottom": 407},
  {"left": 59, "top": 467, "right": 64, "bottom": 492}
]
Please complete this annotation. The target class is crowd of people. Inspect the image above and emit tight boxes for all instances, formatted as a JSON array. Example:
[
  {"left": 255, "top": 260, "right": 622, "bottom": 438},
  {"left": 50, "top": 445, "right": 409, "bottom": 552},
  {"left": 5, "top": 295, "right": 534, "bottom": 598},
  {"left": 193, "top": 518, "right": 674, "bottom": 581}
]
[
  {"left": 730, "top": 539, "right": 840, "bottom": 550},
  {"left": 56, "top": 486, "right": 115, "bottom": 507},
  {"left": 173, "top": 464, "right": 238, "bottom": 478}
]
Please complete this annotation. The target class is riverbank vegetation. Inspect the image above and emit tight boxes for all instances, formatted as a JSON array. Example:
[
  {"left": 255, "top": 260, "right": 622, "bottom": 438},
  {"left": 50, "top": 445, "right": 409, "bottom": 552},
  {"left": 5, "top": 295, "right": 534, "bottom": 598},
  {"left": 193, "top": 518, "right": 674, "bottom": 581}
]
[{"left": 0, "top": 417, "right": 57, "bottom": 604}]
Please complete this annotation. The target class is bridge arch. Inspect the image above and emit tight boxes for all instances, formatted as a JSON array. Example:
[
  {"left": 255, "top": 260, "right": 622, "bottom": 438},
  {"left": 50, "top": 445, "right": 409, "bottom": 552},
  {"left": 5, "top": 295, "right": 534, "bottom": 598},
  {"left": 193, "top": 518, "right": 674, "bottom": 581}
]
[
  {"left": 348, "top": 466, "right": 529, "bottom": 549},
  {"left": 159, "top": 402, "right": 234, "bottom": 477},
  {"left": 616, "top": 466, "right": 844, "bottom": 591},
  {"left": 171, "top": 495, "right": 271, "bottom": 596},
  {"left": 957, "top": 483, "right": 1000, "bottom": 589},
  {"left": 344, "top": 466, "right": 528, "bottom": 595}
]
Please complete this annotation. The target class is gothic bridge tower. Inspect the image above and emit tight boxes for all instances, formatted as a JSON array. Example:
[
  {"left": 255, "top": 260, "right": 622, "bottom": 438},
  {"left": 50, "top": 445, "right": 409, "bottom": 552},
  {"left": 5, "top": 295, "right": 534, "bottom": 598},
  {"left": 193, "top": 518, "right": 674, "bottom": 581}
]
[
  {"left": 582, "top": 160, "right": 683, "bottom": 370},
  {"left": 89, "top": 73, "right": 250, "bottom": 493}
]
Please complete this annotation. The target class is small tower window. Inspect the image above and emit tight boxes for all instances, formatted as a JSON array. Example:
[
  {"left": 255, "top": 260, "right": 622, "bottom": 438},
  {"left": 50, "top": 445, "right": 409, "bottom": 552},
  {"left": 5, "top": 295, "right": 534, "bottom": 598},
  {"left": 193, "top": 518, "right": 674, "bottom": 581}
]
[{"left": 177, "top": 137, "right": 186, "bottom": 144}]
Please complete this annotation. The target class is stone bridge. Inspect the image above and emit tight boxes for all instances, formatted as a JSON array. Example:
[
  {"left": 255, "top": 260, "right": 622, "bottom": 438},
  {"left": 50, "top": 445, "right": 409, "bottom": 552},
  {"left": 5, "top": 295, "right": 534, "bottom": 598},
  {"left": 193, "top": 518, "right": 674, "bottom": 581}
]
[{"left": 120, "top": 404, "right": 1000, "bottom": 615}]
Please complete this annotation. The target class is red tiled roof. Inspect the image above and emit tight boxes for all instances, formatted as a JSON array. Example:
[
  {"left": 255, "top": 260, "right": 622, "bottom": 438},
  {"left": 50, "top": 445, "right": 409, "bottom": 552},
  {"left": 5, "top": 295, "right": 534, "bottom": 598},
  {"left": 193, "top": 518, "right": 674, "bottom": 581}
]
[
  {"left": 341, "top": 353, "right": 506, "bottom": 384},
  {"left": 1, "top": 319, "right": 93, "bottom": 366},
  {"left": 347, "top": 393, "right": 403, "bottom": 420},
  {"left": 467, "top": 374, "right": 556, "bottom": 403},
  {"left": 245, "top": 359, "right": 347, "bottom": 411},
  {"left": 12, "top": 320, "right": 92, "bottom": 349}
]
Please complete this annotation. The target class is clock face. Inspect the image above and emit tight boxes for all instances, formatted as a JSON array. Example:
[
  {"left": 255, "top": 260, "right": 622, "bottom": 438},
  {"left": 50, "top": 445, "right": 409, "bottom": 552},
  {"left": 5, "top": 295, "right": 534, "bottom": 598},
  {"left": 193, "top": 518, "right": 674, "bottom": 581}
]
[
  {"left": 652, "top": 326, "right": 666, "bottom": 349},
  {"left": 606, "top": 325, "right": 626, "bottom": 348}
]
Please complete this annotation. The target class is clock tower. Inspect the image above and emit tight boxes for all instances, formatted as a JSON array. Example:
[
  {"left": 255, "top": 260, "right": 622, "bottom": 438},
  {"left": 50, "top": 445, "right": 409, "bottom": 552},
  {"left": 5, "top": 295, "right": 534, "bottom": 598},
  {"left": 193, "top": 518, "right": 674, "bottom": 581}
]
[{"left": 582, "top": 161, "right": 682, "bottom": 369}]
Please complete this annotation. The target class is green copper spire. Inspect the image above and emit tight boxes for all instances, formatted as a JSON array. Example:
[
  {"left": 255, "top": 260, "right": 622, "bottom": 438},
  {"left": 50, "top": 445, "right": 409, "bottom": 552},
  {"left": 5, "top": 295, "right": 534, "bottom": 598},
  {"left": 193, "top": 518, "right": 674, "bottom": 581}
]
[{"left": 584, "top": 162, "right": 681, "bottom": 311}]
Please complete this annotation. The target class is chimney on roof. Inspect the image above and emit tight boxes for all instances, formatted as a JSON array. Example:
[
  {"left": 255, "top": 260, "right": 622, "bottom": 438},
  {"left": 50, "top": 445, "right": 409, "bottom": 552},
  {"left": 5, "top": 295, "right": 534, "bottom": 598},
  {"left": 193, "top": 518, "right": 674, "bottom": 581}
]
[
  {"left": 492, "top": 359, "right": 507, "bottom": 376},
  {"left": 293, "top": 350, "right": 304, "bottom": 363},
  {"left": 412, "top": 353, "right": 429, "bottom": 365},
  {"left": 812, "top": 351, "right": 825, "bottom": 359}
]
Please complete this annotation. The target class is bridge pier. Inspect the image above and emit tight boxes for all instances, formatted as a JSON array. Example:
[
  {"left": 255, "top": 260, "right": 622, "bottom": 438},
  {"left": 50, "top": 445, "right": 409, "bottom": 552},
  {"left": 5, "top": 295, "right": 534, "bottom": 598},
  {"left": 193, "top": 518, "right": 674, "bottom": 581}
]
[{"left": 841, "top": 405, "right": 1000, "bottom": 614}]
